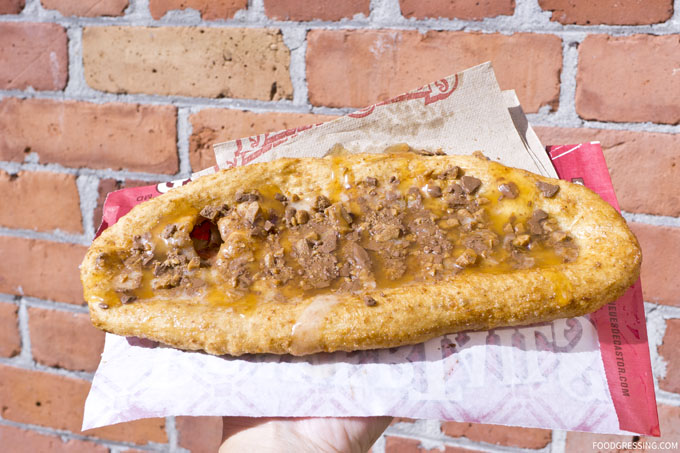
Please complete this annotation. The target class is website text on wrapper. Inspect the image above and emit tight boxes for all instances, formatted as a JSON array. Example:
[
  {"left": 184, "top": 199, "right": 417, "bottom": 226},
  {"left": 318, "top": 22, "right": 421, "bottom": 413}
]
[{"left": 593, "top": 441, "right": 678, "bottom": 450}]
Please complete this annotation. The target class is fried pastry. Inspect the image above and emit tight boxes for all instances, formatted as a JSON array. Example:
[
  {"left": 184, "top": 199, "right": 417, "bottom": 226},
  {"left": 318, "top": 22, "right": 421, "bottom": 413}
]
[{"left": 81, "top": 148, "right": 641, "bottom": 356}]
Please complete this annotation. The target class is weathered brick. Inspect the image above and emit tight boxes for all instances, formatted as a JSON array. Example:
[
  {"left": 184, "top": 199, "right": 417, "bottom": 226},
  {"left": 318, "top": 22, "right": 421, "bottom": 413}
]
[
  {"left": 0, "top": 0, "right": 24, "bottom": 14},
  {"left": 565, "top": 431, "right": 634, "bottom": 452},
  {"left": 0, "top": 98, "right": 178, "bottom": 174},
  {"left": 306, "top": 30, "right": 561, "bottom": 113},
  {"left": 400, "top": 0, "right": 514, "bottom": 20},
  {"left": 441, "top": 421, "right": 551, "bottom": 449},
  {"left": 534, "top": 127, "right": 680, "bottom": 217},
  {"left": 94, "top": 178, "right": 157, "bottom": 230},
  {"left": 84, "top": 418, "right": 167, "bottom": 445},
  {"left": 83, "top": 26, "right": 293, "bottom": 100},
  {"left": 0, "top": 302, "right": 20, "bottom": 358},
  {"left": 0, "top": 364, "right": 91, "bottom": 431},
  {"left": 28, "top": 307, "right": 105, "bottom": 372},
  {"left": 0, "top": 364, "right": 167, "bottom": 443},
  {"left": 189, "top": 109, "right": 337, "bottom": 171},
  {"left": 264, "top": 0, "right": 369, "bottom": 21},
  {"left": 539, "top": 0, "right": 673, "bottom": 25},
  {"left": 176, "top": 416, "right": 223, "bottom": 453},
  {"left": 576, "top": 34, "right": 680, "bottom": 124},
  {"left": 629, "top": 223, "right": 680, "bottom": 307},
  {"left": 0, "top": 170, "right": 83, "bottom": 233},
  {"left": 0, "top": 236, "right": 87, "bottom": 305},
  {"left": 41, "top": 0, "right": 128, "bottom": 17},
  {"left": 0, "top": 424, "right": 107, "bottom": 453},
  {"left": 0, "top": 23, "right": 68, "bottom": 90},
  {"left": 658, "top": 319, "right": 680, "bottom": 394},
  {"left": 385, "top": 436, "right": 483, "bottom": 453},
  {"left": 150, "top": 0, "right": 247, "bottom": 20}
]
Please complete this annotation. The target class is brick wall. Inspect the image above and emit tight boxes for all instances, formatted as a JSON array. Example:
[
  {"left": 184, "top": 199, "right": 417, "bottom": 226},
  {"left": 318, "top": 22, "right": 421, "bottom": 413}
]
[{"left": 0, "top": 0, "right": 678, "bottom": 452}]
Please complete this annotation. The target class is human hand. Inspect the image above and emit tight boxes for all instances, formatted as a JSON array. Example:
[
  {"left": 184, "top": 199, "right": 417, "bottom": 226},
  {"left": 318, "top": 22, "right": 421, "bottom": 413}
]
[{"left": 219, "top": 416, "right": 392, "bottom": 453}]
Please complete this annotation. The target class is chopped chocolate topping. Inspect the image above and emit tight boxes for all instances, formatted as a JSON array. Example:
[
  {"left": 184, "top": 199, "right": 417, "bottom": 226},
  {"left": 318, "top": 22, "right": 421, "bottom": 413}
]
[
  {"left": 437, "top": 166, "right": 460, "bottom": 180},
  {"left": 162, "top": 224, "right": 177, "bottom": 238},
  {"left": 456, "top": 249, "right": 477, "bottom": 267},
  {"left": 115, "top": 161, "right": 579, "bottom": 307},
  {"left": 427, "top": 184, "right": 442, "bottom": 198},
  {"left": 235, "top": 190, "right": 259, "bottom": 203},
  {"left": 472, "top": 151, "right": 490, "bottom": 160},
  {"left": 119, "top": 293, "right": 137, "bottom": 304},
  {"left": 200, "top": 203, "right": 229, "bottom": 221},
  {"left": 461, "top": 176, "right": 482, "bottom": 194},
  {"left": 364, "top": 296, "right": 377, "bottom": 306},
  {"left": 528, "top": 209, "right": 548, "bottom": 235},
  {"left": 498, "top": 182, "right": 519, "bottom": 200},
  {"left": 313, "top": 195, "right": 331, "bottom": 211},
  {"left": 295, "top": 209, "right": 310, "bottom": 225},
  {"left": 536, "top": 181, "right": 560, "bottom": 198}
]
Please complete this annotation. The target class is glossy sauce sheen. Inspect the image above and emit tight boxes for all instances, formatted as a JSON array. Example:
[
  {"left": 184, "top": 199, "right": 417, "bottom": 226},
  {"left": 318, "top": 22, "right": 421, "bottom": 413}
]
[{"left": 94, "top": 152, "right": 578, "bottom": 314}]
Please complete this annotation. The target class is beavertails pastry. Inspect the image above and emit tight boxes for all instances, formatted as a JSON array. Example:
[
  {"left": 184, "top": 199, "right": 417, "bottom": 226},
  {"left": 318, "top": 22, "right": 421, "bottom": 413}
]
[{"left": 81, "top": 146, "right": 641, "bottom": 356}]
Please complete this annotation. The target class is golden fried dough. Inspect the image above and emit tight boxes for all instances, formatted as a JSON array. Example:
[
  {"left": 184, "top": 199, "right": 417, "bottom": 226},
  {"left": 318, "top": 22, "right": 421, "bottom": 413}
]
[{"left": 81, "top": 151, "right": 641, "bottom": 356}]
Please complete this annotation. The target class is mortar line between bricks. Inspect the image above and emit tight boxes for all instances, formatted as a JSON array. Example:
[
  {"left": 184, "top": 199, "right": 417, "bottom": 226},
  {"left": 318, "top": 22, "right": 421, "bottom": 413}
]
[
  {"left": 550, "top": 429, "right": 567, "bottom": 453},
  {"left": 644, "top": 303, "right": 680, "bottom": 319},
  {"left": 1, "top": 13, "right": 679, "bottom": 35},
  {"left": 656, "top": 389, "right": 680, "bottom": 407},
  {"left": 21, "top": 296, "right": 90, "bottom": 314},
  {"left": 0, "top": 418, "right": 168, "bottom": 452},
  {"left": 0, "top": 227, "right": 91, "bottom": 246},
  {"left": 16, "top": 298, "right": 33, "bottom": 366},
  {"left": 0, "top": 355, "right": 94, "bottom": 381},
  {"left": 176, "top": 107, "right": 193, "bottom": 177},
  {"left": 622, "top": 212, "right": 680, "bottom": 228},
  {"left": 0, "top": 160, "right": 180, "bottom": 183}
]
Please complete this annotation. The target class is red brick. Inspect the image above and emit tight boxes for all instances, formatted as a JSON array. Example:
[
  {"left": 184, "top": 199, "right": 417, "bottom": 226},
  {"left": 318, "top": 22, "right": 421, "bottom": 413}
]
[
  {"left": 400, "top": 0, "right": 514, "bottom": 20},
  {"left": 0, "top": 364, "right": 167, "bottom": 444},
  {"left": 28, "top": 307, "right": 105, "bottom": 372},
  {"left": 0, "top": 424, "right": 107, "bottom": 453},
  {"left": 641, "top": 404, "right": 680, "bottom": 450},
  {"left": 565, "top": 431, "right": 635, "bottom": 452},
  {"left": 41, "top": 0, "right": 128, "bottom": 17},
  {"left": 264, "top": 0, "right": 369, "bottom": 21},
  {"left": 658, "top": 319, "right": 680, "bottom": 393},
  {"left": 441, "top": 421, "right": 551, "bottom": 449},
  {"left": 539, "top": 0, "right": 673, "bottom": 25},
  {"left": 385, "top": 436, "right": 483, "bottom": 453},
  {"left": 83, "top": 27, "right": 293, "bottom": 100},
  {"left": 306, "top": 30, "right": 562, "bottom": 113},
  {"left": 0, "top": 0, "right": 24, "bottom": 14},
  {"left": 534, "top": 127, "right": 680, "bottom": 217},
  {"left": 150, "top": 0, "right": 247, "bottom": 20},
  {"left": 0, "top": 170, "right": 83, "bottom": 234},
  {"left": 94, "top": 179, "right": 157, "bottom": 230},
  {"left": 576, "top": 34, "right": 680, "bottom": 124},
  {"left": 0, "top": 364, "right": 90, "bottom": 431},
  {"left": 189, "top": 109, "right": 337, "bottom": 171},
  {"left": 0, "top": 98, "right": 178, "bottom": 174},
  {"left": 0, "top": 23, "right": 67, "bottom": 91},
  {"left": 629, "top": 223, "right": 680, "bottom": 307},
  {"left": 176, "top": 416, "right": 223, "bottom": 453},
  {"left": 84, "top": 418, "right": 167, "bottom": 445},
  {"left": 0, "top": 302, "right": 20, "bottom": 358},
  {"left": 0, "top": 236, "right": 87, "bottom": 305}
]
